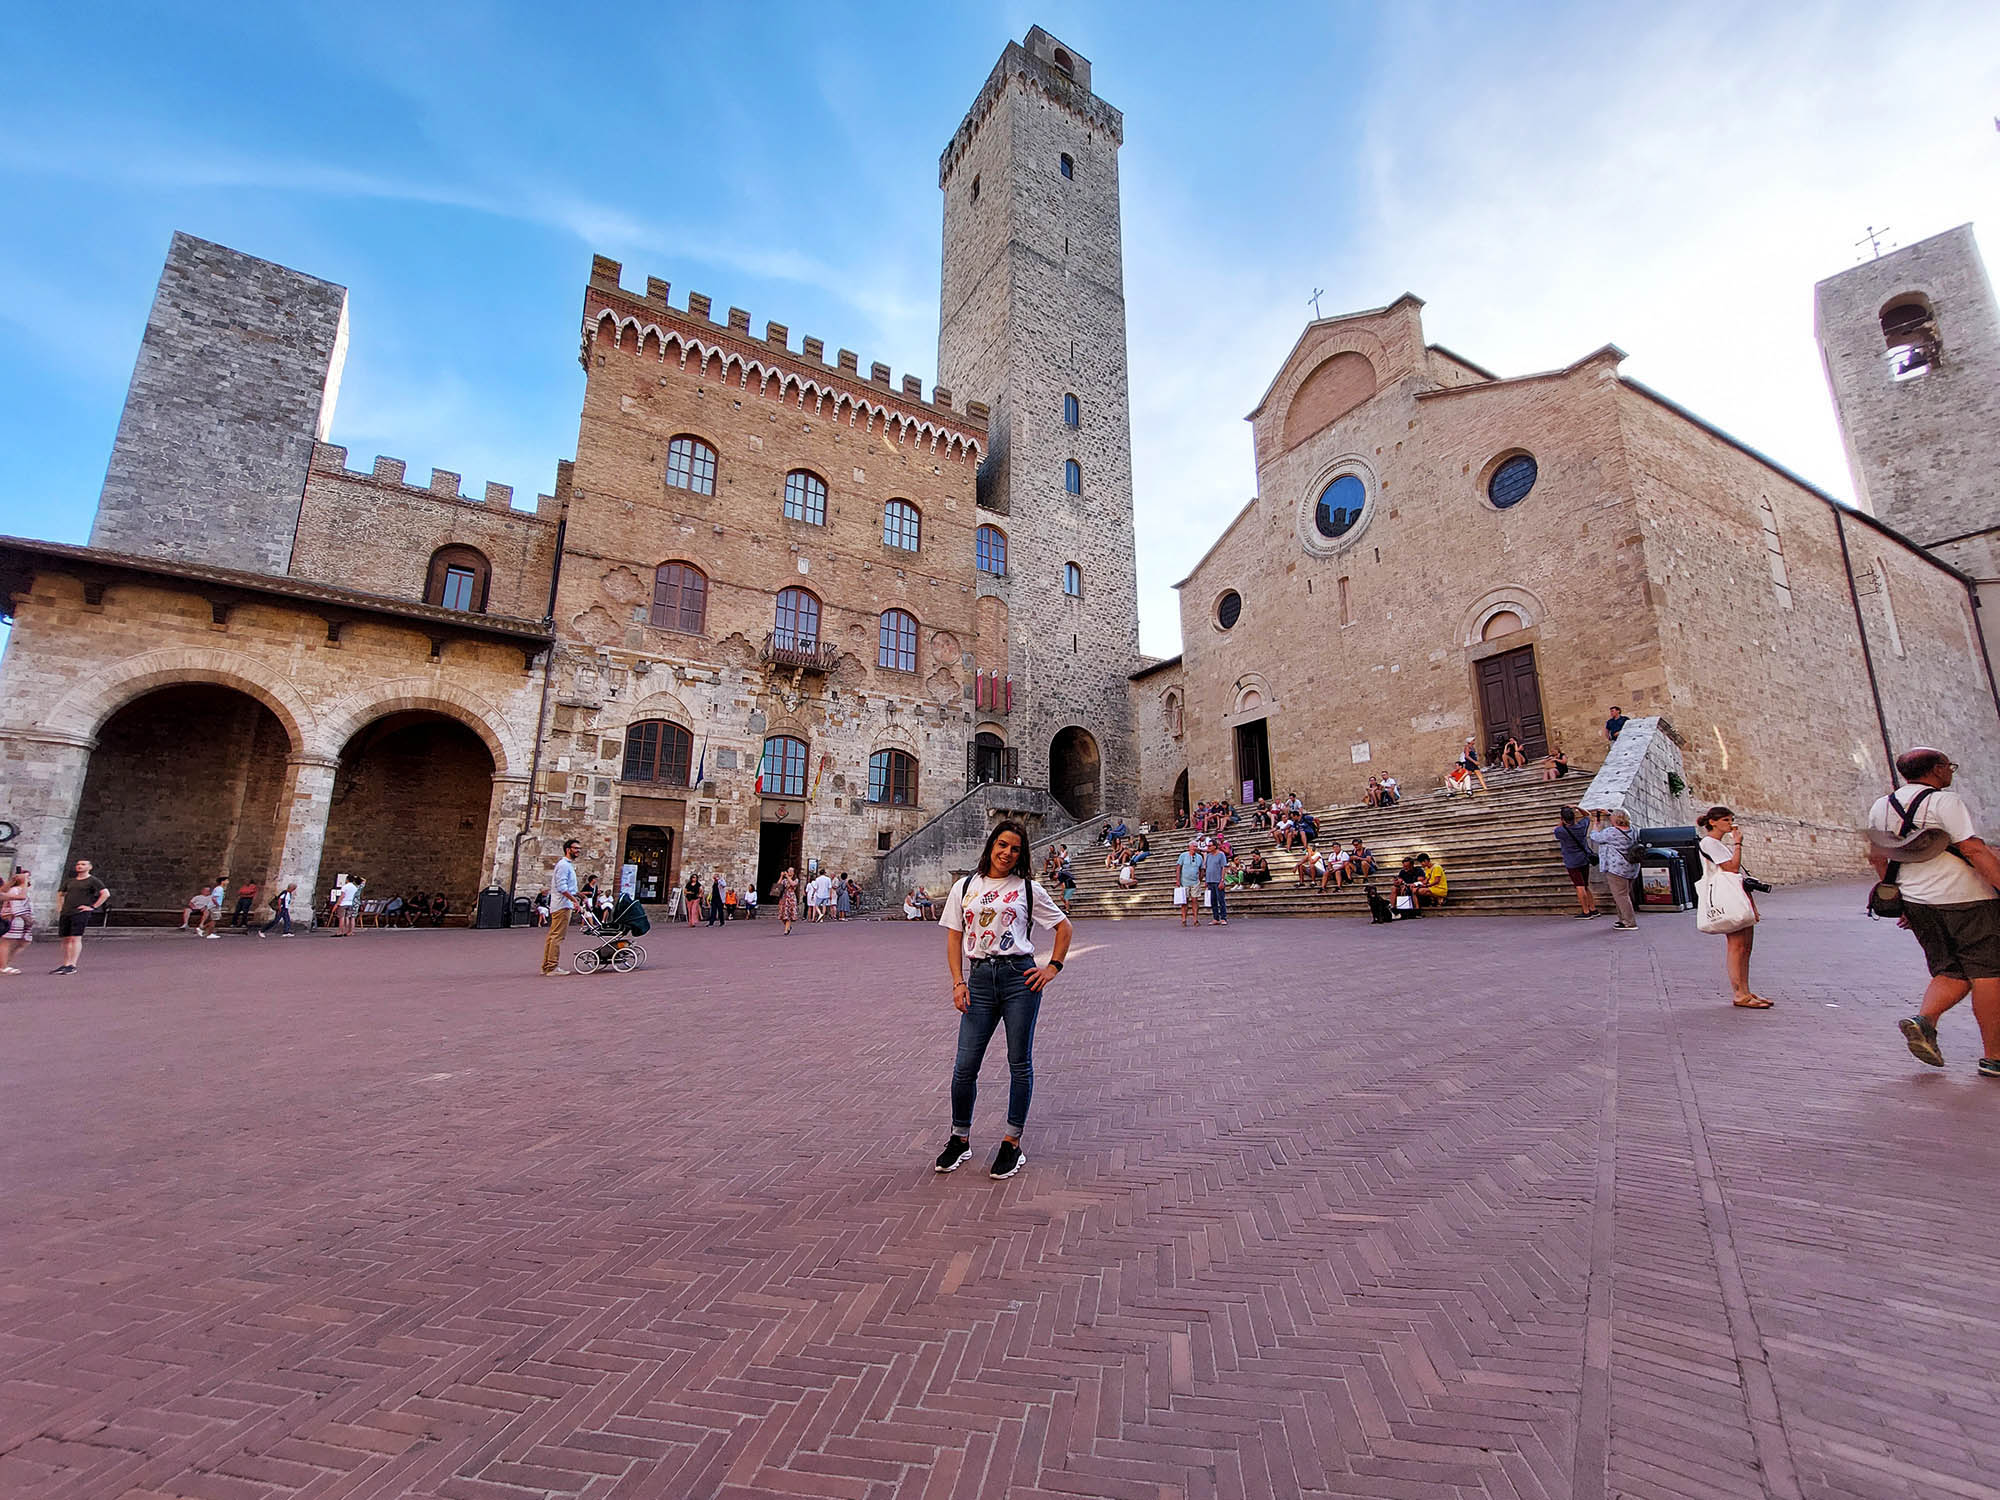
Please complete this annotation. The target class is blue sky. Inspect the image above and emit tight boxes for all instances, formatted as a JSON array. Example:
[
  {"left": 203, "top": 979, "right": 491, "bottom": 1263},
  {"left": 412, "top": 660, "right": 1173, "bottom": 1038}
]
[{"left": 4, "top": 1, "right": 1997, "bottom": 658}]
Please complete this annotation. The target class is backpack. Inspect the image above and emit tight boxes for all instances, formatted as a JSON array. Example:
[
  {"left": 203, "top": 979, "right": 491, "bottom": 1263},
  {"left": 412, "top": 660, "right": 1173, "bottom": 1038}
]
[{"left": 1866, "top": 786, "right": 1952, "bottom": 919}]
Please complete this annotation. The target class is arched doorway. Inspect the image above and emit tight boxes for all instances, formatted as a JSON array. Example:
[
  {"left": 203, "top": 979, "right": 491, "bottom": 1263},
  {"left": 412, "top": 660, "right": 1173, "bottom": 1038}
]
[
  {"left": 69, "top": 683, "right": 293, "bottom": 917},
  {"left": 623, "top": 824, "right": 674, "bottom": 903},
  {"left": 1049, "top": 727, "right": 1101, "bottom": 820},
  {"left": 1173, "top": 769, "right": 1190, "bottom": 824},
  {"left": 321, "top": 711, "right": 495, "bottom": 918},
  {"left": 972, "top": 730, "right": 1009, "bottom": 785}
]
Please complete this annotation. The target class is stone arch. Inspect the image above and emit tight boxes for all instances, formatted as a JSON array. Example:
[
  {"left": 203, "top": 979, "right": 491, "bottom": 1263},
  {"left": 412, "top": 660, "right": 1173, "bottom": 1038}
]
[
  {"left": 1283, "top": 351, "right": 1377, "bottom": 448},
  {"left": 1459, "top": 585, "right": 1549, "bottom": 648},
  {"left": 1231, "top": 673, "right": 1273, "bottom": 718},
  {"left": 1049, "top": 726, "right": 1101, "bottom": 820},
  {"left": 313, "top": 678, "right": 523, "bottom": 772},
  {"left": 622, "top": 683, "right": 696, "bottom": 732},
  {"left": 44, "top": 646, "right": 312, "bottom": 752}
]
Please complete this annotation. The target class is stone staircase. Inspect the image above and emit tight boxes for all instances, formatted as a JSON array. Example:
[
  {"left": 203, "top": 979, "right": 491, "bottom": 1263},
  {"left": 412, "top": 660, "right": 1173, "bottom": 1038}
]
[{"left": 1040, "top": 769, "right": 1595, "bottom": 919}]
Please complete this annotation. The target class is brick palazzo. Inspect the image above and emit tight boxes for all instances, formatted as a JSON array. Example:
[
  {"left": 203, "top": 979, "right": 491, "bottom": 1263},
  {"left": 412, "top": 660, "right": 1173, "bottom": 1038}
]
[{"left": 1, "top": 887, "right": 1993, "bottom": 1499}]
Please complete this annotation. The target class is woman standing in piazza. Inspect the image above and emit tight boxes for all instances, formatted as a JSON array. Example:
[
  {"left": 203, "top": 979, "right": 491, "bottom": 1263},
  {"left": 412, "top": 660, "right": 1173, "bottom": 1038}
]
[{"left": 774, "top": 867, "right": 800, "bottom": 936}]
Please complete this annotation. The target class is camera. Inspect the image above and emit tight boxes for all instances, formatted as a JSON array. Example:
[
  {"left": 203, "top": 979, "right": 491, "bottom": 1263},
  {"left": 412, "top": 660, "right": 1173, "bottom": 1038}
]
[{"left": 1742, "top": 876, "right": 1773, "bottom": 895}]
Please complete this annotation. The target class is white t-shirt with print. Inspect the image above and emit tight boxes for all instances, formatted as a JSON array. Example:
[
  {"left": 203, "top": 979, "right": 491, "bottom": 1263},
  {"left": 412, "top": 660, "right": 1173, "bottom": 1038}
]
[
  {"left": 940, "top": 874, "right": 1069, "bottom": 966},
  {"left": 1869, "top": 786, "right": 1994, "bottom": 906}
]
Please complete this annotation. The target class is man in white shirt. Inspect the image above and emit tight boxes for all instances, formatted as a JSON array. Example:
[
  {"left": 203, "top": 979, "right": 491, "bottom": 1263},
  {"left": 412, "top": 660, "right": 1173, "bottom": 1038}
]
[
  {"left": 807, "top": 870, "right": 833, "bottom": 922},
  {"left": 337, "top": 876, "right": 361, "bottom": 936},
  {"left": 1869, "top": 748, "right": 2000, "bottom": 1076},
  {"left": 543, "top": 840, "right": 581, "bottom": 975}
]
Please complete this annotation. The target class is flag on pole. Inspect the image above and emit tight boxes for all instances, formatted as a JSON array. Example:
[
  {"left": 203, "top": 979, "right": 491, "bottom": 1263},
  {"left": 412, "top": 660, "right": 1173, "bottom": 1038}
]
[{"left": 692, "top": 730, "right": 708, "bottom": 788}]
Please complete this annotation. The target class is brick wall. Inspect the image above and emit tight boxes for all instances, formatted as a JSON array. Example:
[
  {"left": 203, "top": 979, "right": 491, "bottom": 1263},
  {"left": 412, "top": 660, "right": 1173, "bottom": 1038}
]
[
  {"left": 534, "top": 265, "right": 990, "bottom": 900},
  {"left": 91, "top": 233, "right": 349, "bottom": 576},
  {"left": 293, "top": 445, "right": 561, "bottom": 619},
  {"left": 66, "top": 683, "right": 291, "bottom": 913},
  {"left": 319, "top": 717, "right": 496, "bottom": 908},
  {"left": 1129, "top": 660, "right": 1185, "bottom": 827}
]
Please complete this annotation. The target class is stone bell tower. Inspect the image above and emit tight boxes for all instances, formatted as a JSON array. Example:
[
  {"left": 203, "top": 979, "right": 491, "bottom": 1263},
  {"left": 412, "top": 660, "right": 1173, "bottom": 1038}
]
[{"left": 937, "top": 27, "right": 1140, "bottom": 821}]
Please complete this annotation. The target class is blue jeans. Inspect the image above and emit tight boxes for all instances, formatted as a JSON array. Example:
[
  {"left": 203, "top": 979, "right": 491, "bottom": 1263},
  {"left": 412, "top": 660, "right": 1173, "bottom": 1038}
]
[
  {"left": 1208, "top": 882, "right": 1227, "bottom": 921},
  {"left": 951, "top": 957, "right": 1043, "bottom": 1135}
]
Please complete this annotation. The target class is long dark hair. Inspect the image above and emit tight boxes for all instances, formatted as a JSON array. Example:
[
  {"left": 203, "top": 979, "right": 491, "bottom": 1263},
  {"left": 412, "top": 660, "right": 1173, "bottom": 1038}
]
[{"left": 976, "top": 819, "right": 1032, "bottom": 879}]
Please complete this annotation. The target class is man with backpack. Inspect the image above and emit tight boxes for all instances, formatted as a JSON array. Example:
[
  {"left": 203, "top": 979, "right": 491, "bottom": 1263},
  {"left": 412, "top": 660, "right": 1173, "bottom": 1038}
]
[{"left": 1869, "top": 747, "right": 2000, "bottom": 1077}]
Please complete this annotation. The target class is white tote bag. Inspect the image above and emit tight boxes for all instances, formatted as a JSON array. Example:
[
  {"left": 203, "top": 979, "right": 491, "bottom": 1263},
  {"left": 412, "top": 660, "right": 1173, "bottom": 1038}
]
[
  {"left": 1695, "top": 857, "right": 1757, "bottom": 934},
  {"left": 1173, "top": 885, "right": 1188, "bottom": 907}
]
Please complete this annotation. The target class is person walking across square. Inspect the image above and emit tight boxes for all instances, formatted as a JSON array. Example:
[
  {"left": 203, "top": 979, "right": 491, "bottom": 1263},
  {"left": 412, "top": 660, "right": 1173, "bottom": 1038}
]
[
  {"left": 542, "top": 839, "right": 580, "bottom": 976},
  {"left": 934, "top": 820, "right": 1072, "bottom": 1180},
  {"left": 1870, "top": 748, "right": 2000, "bottom": 1076},
  {"left": 1, "top": 869, "right": 32, "bottom": 974},
  {"left": 256, "top": 883, "right": 298, "bottom": 937}
]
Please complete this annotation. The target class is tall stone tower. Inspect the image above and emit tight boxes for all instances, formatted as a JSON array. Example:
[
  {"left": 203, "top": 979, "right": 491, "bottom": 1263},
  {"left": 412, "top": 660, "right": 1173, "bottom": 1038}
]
[
  {"left": 92, "top": 232, "right": 350, "bottom": 576},
  {"left": 1814, "top": 225, "right": 2000, "bottom": 648},
  {"left": 938, "top": 27, "right": 1139, "bottom": 820}
]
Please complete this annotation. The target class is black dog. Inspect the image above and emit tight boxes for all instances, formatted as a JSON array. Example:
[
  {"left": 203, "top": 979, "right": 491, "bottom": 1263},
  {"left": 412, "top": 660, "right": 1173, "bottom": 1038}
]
[{"left": 1364, "top": 883, "right": 1396, "bottom": 924}]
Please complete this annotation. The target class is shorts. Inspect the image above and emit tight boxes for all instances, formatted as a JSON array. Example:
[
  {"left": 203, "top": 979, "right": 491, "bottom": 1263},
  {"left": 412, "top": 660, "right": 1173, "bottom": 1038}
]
[
  {"left": 5, "top": 914, "right": 30, "bottom": 941},
  {"left": 57, "top": 910, "right": 94, "bottom": 938},
  {"left": 1565, "top": 864, "right": 1591, "bottom": 889},
  {"left": 1903, "top": 899, "right": 2000, "bottom": 981}
]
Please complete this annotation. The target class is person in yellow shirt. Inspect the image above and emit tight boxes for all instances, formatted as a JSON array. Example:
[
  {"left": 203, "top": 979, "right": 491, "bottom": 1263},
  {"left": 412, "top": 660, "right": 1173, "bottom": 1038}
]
[{"left": 1417, "top": 854, "right": 1447, "bottom": 909}]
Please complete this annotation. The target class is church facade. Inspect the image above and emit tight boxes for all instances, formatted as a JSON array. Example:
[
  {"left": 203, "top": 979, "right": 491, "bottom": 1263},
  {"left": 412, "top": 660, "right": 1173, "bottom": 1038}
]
[{"left": 1136, "top": 286, "right": 2000, "bottom": 880}]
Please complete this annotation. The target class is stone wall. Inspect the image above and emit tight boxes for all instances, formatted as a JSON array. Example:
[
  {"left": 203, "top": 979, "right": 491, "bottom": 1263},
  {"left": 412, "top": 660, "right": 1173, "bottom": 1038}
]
[
  {"left": 319, "top": 717, "right": 497, "bottom": 910},
  {"left": 1576, "top": 716, "right": 1695, "bottom": 831},
  {"left": 1814, "top": 225, "right": 2000, "bottom": 544},
  {"left": 91, "top": 233, "right": 349, "bottom": 576},
  {"left": 1618, "top": 381, "right": 2000, "bottom": 880},
  {"left": 293, "top": 445, "right": 562, "bottom": 619},
  {"left": 876, "top": 782, "right": 1063, "bottom": 901},
  {"left": 1129, "top": 658, "right": 1186, "bottom": 829},
  {"left": 0, "top": 565, "right": 545, "bottom": 921},
  {"left": 937, "top": 30, "right": 1140, "bottom": 818}
]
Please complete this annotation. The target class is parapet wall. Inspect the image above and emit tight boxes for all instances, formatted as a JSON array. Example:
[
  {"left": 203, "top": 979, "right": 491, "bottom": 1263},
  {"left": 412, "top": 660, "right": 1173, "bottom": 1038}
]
[
  {"left": 290, "top": 443, "right": 562, "bottom": 619},
  {"left": 1578, "top": 716, "right": 1696, "bottom": 830}
]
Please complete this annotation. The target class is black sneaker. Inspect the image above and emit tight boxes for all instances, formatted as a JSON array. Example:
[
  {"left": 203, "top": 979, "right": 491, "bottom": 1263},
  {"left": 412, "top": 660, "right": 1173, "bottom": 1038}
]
[
  {"left": 989, "top": 1140, "right": 1025, "bottom": 1179},
  {"left": 49, "top": 965, "right": 74, "bottom": 975},
  {"left": 1977, "top": 1058, "right": 1999, "bottom": 1079},
  {"left": 1900, "top": 1016, "right": 1945, "bottom": 1068},
  {"left": 933, "top": 1135, "right": 972, "bottom": 1173}
]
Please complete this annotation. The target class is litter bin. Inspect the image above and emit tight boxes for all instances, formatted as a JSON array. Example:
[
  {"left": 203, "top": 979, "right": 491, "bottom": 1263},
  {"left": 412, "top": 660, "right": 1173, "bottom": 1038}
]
[
  {"left": 510, "top": 895, "right": 534, "bottom": 924},
  {"left": 475, "top": 885, "right": 511, "bottom": 929},
  {"left": 1633, "top": 826, "right": 1700, "bottom": 911}
]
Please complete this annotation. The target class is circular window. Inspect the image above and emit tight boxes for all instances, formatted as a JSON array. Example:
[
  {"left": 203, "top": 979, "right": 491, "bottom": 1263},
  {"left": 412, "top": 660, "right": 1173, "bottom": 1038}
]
[
  {"left": 1314, "top": 474, "right": 1367, "bottom": 539},
  {"left": 1487, "top": 454, "right": 1538, "bottom": 509},
  {"left": 1216, "top": 591, "right": 1242, "bottom": 630}
]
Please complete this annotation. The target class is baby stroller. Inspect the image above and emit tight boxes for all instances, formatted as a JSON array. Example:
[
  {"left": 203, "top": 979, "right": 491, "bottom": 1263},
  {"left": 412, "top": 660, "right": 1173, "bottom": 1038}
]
[{"left": 573, "top": 894, "right": 651, "bottom": 973}]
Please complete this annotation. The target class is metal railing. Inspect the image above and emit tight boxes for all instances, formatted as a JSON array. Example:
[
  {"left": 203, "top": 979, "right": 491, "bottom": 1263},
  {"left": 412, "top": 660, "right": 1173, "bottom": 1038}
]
[{"left": 760, "top": 631, "right": 840, "bottom": 672}]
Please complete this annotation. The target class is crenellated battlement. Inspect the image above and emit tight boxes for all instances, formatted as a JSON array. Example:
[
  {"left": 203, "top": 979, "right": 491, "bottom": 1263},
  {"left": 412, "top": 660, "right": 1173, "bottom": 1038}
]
[
  {"left": 309, "top": 442, "right": 562, "bottom": 522},
  {"left": 582, "top": 256, "right": 988, "bottom": 459}
]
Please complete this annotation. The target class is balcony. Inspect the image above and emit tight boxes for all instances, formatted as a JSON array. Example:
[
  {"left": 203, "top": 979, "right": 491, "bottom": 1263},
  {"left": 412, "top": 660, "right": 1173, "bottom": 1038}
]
[{"left": 761, "top": 631, "right": 840, "bottom": 673}]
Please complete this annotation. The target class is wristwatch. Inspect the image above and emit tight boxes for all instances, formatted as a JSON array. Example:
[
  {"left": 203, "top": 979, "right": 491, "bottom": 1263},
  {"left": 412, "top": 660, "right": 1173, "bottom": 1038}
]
[{"left": 1046, "top": 960, "right": 1064, "bottom": 973}]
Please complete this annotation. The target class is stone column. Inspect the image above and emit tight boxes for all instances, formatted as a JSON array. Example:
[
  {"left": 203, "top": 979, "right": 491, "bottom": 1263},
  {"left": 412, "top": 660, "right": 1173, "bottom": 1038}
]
[
  {"left": 270, "top": 754, "right": 340, "bottom": 909},
  {"left": 0, "top": 728, "right": 95, "bottom": 923},
  {"left": 484, "top": 772, "right": 533, "bottom": 897}
]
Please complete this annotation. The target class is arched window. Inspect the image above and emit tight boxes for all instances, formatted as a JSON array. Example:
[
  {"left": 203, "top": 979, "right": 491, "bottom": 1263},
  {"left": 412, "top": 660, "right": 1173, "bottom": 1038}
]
[
  {"left": 665, "top": 435, "right": 717, "bottom": 495},
  {"left": 774, "top": 587, "right": 821, "bottom": 648},
  {"left": 1060, "top": 153, "right": 1074, "bottom": 180},
  {"left": 650, "top": 560, "right": 708, "bottom": 632},
  {"left": 425, "top": 545, "right": 490, "bottom": 612},
  {"left": 869, "top": 749, "right": 919, "bottom": 806},
  {"left": 883, "top": 499, "right": 920, "bottom": 551},
  {"left": 970, "top": 174, "right": 980, "bottom": 203},
  {"left": 976, "top": 525, "right": 1007, "bottom": 575},
  {"left": 783, "top": 470, "right": 827, "bottom": 525},
  {"left": 621, "top": 720, "right": 693, "bottom": 785},
  {"left": 878, "top": 609, "right": 918, "bottom": 671},
  {"left": 1881, "top": 295, "right": 1939, "bottom": 378},
  {"left": 760, "top": 735, "right": 809, "bottom": 798},
  {"left": 1063, "top": 393, "right": 1080, "bottom": 428},
  {"left": 1064, "top": 459, "right": 1082, "bottom": 495},
  {"left": 1063, "top": 562, "right": 1082, "bottom": 597}
]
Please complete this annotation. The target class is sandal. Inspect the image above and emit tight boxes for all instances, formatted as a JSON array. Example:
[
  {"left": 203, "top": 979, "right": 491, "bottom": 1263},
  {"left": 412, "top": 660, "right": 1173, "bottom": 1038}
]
[{"left": 1732, "top": 995, "right": 1774, "bottom": 1009}]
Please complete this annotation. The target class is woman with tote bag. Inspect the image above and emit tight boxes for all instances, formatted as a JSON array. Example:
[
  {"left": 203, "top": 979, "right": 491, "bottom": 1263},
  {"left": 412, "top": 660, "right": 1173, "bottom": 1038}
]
[{"left": 1696, "top": 806, "right": 1771, "bottom": 1009}]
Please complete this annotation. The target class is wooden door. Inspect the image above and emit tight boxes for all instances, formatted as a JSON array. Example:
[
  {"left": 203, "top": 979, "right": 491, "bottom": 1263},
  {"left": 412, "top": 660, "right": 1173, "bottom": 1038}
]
[{"left": 1475, "top": 647, "right": 1548, "bottom": 759}]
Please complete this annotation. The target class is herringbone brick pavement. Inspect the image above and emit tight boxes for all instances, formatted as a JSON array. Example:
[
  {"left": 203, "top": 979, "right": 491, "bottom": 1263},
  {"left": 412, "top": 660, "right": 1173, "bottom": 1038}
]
[{"left": 0, "top": 887, "right": 1994, "bottom": 1499}]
